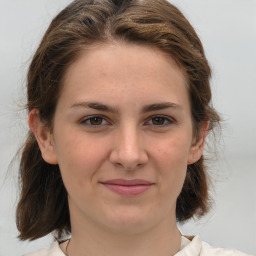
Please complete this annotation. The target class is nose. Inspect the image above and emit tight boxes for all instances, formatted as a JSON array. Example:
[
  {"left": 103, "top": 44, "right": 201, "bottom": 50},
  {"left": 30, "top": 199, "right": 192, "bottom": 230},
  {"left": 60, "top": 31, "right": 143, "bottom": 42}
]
[{"left": 109, "top": 126, "right": 149, "bottom": 170}]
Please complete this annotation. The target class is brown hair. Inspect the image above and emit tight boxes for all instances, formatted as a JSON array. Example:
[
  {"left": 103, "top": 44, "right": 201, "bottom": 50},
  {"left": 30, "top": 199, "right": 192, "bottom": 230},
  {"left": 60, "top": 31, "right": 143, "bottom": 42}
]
[{"left": 16, "top": 0, "right": 220, "bottom": 240}]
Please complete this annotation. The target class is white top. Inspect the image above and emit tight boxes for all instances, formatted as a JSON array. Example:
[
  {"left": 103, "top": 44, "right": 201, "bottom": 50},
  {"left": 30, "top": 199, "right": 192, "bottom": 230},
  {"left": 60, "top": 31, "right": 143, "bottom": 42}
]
[{"left": 23, "top": 236, "right": 252, "bottom": 256}]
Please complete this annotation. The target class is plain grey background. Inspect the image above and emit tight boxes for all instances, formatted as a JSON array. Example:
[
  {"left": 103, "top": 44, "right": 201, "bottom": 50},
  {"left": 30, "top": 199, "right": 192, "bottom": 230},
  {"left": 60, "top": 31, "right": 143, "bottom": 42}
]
[{"left": 0, "top": 0, "right": 255, "bottom": 255}]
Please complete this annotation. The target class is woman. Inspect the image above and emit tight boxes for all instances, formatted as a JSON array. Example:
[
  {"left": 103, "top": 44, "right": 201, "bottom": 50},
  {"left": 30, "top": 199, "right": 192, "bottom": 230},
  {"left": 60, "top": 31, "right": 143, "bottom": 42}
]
[{"left": 17, "top": 0, "right": 250, "bottom": 255}]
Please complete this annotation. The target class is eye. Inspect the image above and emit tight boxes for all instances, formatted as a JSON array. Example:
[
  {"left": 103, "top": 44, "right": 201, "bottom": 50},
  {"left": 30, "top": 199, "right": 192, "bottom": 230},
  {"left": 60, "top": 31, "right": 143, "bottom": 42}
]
[
  {"left": 146, "top": 115, "right": 174, "bottom": 127},
  {"left": 80, "top": 115, "right": 109, "bottom": 127}
]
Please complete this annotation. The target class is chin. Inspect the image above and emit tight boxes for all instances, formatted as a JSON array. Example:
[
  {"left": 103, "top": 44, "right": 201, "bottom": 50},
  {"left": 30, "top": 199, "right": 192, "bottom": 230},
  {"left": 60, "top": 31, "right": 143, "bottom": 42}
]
[{"left": 102, "top": 206, "right": 157, "bottom": 234}]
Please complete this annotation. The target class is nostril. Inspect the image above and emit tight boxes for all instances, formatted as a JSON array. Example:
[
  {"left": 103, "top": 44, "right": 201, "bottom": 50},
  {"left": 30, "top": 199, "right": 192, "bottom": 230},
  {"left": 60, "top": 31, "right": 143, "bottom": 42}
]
[{"left": 109, "top": 148, "right": 148, "bottom": 170}]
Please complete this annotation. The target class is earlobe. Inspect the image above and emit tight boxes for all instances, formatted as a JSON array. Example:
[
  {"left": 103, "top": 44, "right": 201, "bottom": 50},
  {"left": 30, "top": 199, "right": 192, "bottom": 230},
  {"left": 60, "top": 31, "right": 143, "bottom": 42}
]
[
  {"left": 187, "top": 121, "right": 209, "bottom": 165},
  {"left": 28, "top": 109, "right": 58, "bottom": 165}
]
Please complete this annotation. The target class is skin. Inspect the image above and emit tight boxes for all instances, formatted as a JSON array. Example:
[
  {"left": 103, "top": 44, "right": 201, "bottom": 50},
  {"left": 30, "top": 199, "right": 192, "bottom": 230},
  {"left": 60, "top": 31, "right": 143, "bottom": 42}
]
[{"left": 29, "top": 42, "right": 207, "bottom": 256}]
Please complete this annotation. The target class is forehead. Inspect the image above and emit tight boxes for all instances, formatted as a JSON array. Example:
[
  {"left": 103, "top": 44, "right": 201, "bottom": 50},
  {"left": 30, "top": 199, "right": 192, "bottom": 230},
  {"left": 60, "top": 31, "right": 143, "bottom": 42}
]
[
  {"left": 60, "top": 42, "right": 189, "bottom": 109},
  {"left": 64, "top": 42, "right": 186, "bottom": 77}
]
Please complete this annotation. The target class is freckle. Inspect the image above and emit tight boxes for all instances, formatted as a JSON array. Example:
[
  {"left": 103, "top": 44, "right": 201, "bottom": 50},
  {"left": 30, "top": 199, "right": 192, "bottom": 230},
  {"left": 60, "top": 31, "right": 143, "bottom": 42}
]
[{"left": 161, "top": 150, "right": 167, "bottom": 156}]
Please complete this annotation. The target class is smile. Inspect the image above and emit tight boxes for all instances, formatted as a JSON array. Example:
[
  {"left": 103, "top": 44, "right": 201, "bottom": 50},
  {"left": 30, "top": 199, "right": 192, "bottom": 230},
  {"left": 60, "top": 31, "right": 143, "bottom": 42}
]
[{"left": 100, "top": 179, "right": 155, "bottom": 196}]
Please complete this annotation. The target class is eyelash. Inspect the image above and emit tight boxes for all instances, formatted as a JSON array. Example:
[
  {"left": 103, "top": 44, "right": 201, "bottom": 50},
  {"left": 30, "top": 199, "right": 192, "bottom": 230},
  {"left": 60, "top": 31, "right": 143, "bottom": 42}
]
[
  {"left": 145, "top": 115, "right": 175, "bottom": 127},
  {"left": 80, "top": 115, "right": 110, "bottom": 127},
  {"left": 79, "top": 115, "right": 175, "bottom": 128}
]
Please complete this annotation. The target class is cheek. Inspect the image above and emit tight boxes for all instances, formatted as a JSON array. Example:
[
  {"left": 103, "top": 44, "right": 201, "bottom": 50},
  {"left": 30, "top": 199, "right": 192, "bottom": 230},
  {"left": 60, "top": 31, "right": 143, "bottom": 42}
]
[
  {"left": 152, "top": 135, "right": 191, "bottom": 189},
  {"left": 53, "top": 130, "right": 109, "bottom": 185},
  {"left": 154, "top": 135, "right": 191, "bottom": 165}
]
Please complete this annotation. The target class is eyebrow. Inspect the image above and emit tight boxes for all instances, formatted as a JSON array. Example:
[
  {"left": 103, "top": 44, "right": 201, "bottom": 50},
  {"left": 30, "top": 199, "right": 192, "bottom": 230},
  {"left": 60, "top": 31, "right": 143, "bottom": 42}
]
[
  {"left": 141, "top": 102, "right": 181, "bottom": 113},
  {"left": 71, "top": 101, "right": 181, "bottom": 113},
  {"left": 71, "top": 102, "right": 118, "bottom": 113}
]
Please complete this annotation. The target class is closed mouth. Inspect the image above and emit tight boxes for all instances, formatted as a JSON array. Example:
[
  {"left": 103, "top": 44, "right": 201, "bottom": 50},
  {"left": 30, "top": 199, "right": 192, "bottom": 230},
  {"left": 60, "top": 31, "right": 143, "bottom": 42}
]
[
  {"left": 100, "top": 179, "right": 154, "bottom": 186},
  {"left": 100, "top": 179, "right": 155, "bottom": 196}
]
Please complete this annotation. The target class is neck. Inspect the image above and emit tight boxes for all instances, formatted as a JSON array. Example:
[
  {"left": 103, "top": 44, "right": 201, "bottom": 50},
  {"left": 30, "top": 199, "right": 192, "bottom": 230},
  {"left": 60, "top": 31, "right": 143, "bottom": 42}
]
[{"left": 66, "top": 212, "right": 181, "bottom": 256}]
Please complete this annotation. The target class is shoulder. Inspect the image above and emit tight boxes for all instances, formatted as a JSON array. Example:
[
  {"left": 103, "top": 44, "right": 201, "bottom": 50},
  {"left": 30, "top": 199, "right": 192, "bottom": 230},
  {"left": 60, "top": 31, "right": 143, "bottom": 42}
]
[
  {"left": 177, "top": 236, "right": 253, "bottom": 256},
  {"left": 200, "top": 239, "right": 252, "bottom": 256},
  {"left": 23, "top": 242, "right": 64, "bottom": 256}
]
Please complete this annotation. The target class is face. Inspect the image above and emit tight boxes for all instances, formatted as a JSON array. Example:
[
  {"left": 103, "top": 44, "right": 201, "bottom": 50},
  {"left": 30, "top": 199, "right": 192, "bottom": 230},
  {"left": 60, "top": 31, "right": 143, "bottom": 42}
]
[{"left": 31, "top": 43, "right": 204, "bottom": 235}]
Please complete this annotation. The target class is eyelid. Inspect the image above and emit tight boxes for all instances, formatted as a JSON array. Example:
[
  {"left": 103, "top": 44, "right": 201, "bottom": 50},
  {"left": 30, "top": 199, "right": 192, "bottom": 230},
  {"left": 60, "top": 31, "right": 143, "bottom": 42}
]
[
  {"left": 79, "top": 114, "right": 175, "bottom": 128},
  {"left": 79, "top": 114, "right": 111, "bottom": 127},
  {"left": 144, "top": 115, "right": 175, "bottom": 127}
]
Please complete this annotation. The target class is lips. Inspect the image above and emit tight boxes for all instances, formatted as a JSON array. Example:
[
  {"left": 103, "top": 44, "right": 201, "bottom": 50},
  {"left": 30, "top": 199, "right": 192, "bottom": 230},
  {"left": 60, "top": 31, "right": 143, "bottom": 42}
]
[{"left": 100, "top": 179, "right": 154, "bottom": 196}]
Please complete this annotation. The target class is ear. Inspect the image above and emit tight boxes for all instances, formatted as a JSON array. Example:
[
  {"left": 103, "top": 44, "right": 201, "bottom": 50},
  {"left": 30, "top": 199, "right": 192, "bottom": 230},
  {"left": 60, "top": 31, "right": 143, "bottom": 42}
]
[
  {"left": 28, "top": 109, "right": 58, "bottom": 165},
  {"left": 187, "top": 121, "right": 209, "bottom": 165}
]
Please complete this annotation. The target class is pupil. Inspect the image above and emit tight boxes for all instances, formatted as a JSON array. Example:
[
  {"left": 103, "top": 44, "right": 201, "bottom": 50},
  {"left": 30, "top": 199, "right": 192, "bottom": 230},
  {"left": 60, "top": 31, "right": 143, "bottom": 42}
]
[
  {"left": 91, "top": 117, "right": 102, "bottom": 125},
  {"left": 153, "top": 117, "right": 164, "bottom": 125}
]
